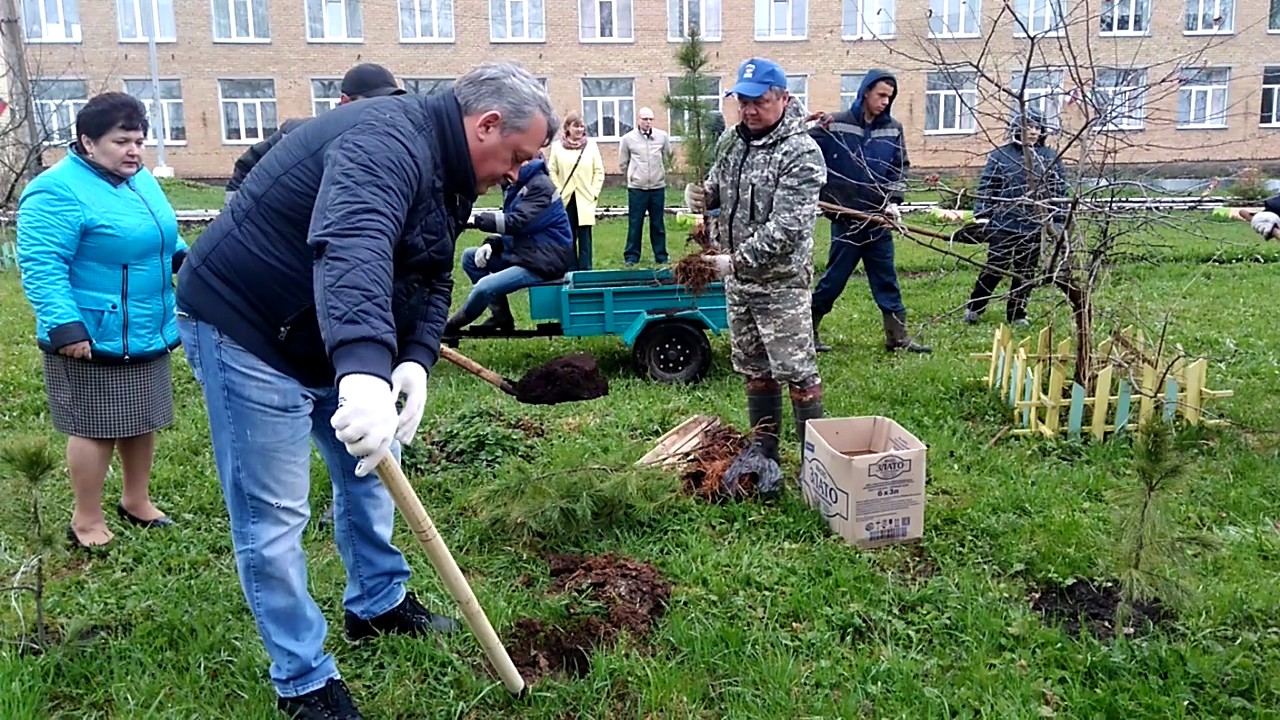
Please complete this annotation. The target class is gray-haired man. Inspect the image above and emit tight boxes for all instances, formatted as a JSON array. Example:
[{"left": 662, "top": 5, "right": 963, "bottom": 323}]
[{"left": 176, "top": 62, "right": 555, "bottom": 719}]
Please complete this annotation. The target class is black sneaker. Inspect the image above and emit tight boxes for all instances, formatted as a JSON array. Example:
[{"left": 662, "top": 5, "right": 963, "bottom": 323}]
[
  {"left": 277, "top": 678, "right": 362, "bottom": 719},
  {"left": 344, "top": 592, "right": 461, "bottom": 643}
]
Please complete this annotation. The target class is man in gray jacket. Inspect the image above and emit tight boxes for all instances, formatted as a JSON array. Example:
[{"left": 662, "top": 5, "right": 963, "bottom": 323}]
[{"left": 619, "top": 107, "right": 672, "bottom": 265}]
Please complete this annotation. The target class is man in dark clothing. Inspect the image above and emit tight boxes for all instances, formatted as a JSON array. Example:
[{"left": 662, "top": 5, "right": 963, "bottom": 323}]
[
  {"left": 807, "top": 70, "right": 931, "bottom": 354},
  {"left": 446, "top": 157, "right": 574, "bottom": 333},
  {"left": 223, "top": 63, "right": 406, "bottom": 205},
  {"left": 175, "top": 62, "right": 554, "bottom": 720},
  {"left": 964, "top": 109, "right": 1067, "bottom": 327}
]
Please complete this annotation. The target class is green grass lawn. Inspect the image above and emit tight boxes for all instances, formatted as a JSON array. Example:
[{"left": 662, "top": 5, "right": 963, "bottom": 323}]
[{"left": 2, "top": 207, "right": 1279, "bottom": 719}]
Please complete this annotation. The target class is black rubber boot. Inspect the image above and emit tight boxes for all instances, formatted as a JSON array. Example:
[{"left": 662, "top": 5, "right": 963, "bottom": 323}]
[
  {"left": 473, "top": 297, "right": 515, "bottom": 332},
  {"left": 792, "top": 393, "right": 825, "bottom": 452},
  {"left": 883, "top": 310, "right": 932, "bottom": 353},
  {"left": 746, "top": 384, "right": 784, "bottom": 464},
  {"left": 812, "top": 309, "right": 832, "bottom": 353}
]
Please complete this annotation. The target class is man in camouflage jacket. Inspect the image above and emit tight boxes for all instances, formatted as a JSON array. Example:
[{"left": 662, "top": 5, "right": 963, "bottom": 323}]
[{"left": 686, "top": 57, "right": 826, "bottom": 462}]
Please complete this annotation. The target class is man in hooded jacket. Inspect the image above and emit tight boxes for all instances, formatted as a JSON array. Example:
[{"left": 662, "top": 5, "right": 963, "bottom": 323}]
[
  {"left": 807, "top": 70, "right": 931, "bottom": 354},
  {"left": 685, "top": 57, "right": 826, "bottom": 462}
]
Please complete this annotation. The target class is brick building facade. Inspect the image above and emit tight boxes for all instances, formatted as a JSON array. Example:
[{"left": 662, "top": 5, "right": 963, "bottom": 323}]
[{"left": 14, "top": 0, "right": 1280, "bottom": 180}]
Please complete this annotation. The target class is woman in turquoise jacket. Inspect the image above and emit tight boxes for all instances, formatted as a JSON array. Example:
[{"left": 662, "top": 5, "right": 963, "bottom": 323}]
[{"left": 17, "top": 92, "right": 187, "bottom": 549}]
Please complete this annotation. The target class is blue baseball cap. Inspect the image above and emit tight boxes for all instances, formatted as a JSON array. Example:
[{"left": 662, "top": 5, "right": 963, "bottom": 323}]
[{"left": 726, "top": 58, "right": 787, "bottom": 99}]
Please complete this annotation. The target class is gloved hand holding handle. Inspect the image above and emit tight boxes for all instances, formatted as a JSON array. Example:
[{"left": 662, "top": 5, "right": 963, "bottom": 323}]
[{"left": 332, "top": 373, "right": 399, "bottom": 477}]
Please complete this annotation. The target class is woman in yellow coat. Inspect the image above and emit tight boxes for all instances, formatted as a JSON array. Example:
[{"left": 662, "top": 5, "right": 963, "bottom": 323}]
[{"left": 548, "top": 111, "right": 605, "bottom": 270}]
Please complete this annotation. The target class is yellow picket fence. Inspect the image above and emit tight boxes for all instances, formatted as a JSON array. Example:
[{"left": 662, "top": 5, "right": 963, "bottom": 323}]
[{"left": 972, "top": 324, "right": 1233, "bottom": 440}]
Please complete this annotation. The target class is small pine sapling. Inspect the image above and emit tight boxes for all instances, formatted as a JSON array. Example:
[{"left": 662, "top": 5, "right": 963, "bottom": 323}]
[{"left": 1, "top": 438, "right": 62, "bottom": 653}]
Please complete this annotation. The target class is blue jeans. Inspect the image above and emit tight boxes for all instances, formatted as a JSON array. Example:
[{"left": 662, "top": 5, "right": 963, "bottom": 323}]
[
  {"left": 811, "top": 220, "right": 906, "bottom": 316},
  {"left": 624, "top": 188, "right": 668, "bottom": 265},
  {"left": 177, "top": 315, "right": 411, "bottom": 698},
  {"left": 458, "top": 246, "right": 543, "bottom": 323}
]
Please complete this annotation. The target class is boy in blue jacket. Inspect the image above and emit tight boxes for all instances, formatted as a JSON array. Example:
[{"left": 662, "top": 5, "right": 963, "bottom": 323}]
[
  {"left": 808, "top": 70, "right": 930, "bottom": 354},
  {"left": 446, "top": 157, "right": 574, "bottom": 333}
]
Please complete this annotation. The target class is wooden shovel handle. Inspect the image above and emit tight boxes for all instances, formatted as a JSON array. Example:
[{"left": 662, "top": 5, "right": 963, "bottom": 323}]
[{"left": 439, "top": 346, "right": 518, "bottom": 396}]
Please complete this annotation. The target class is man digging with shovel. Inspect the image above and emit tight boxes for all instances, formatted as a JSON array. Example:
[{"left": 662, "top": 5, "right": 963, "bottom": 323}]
[{"left": 685, "top": 57, "right": 827, "bottom": 490}]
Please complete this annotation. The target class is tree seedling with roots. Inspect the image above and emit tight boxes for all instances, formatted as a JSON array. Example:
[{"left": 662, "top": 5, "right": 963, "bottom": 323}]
[{"left": 1, "top": 438, "right": 62, "bottom": 654}]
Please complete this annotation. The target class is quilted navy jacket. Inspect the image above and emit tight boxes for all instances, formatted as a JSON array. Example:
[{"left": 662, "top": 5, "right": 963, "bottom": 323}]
[
  {"left": 478, "top": 159, "right": 574, "bottom": 280},
  {"left": 176, "top": 92, "right": 478, "bottom": 388}
]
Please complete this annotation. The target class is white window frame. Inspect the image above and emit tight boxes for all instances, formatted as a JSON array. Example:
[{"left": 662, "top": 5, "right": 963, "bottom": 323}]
[
  {"left": 311, "top": 78, "right": 342, "bottom": 116},
  {"left": 490, "top": 0, "right": 546, "bottom": 42},
  {"left": 123, "top": 78, "right": 187, "bottom": 145},
  {"left": 929, "top": 0, "right": 980, "bottom": 38},
  {"left": 1177, "top": 68, "right": 1229, "bottom": 129},
  {"left": 666, "top": 76, "right": 721, "bottom": 140},
  {"left": 399, "top": 0, "right": 453, "bottom": 42},
  {"left": 754, "top": 0, "right": 808, "bottom": 40},
  {"left": 786, "top": 75, "right": 809, "bottom": 113},
  {"left": 21, "top": 0, "right": 81, "bottom": 43},
  {"left": 839, "top": 74, "right": 864, "bottom": 109},
  {"left": 579, "top": 0, "right": 634, "bottom": 42},
  {"left": 842, "top": 0, "right": 894, "bottom": 40},
  {"left": 668, "top": 0, "right": 722, "bottom": 41},
  {"left": 117, "top": 0, "right": 176, "bottom": 42},
  {"left": 218, "top": 79, "right": 278, "bottom": 145},
  {"left": 1011, "top": 68, "right": 1065, "bottom": 131},
  {"left": 580, "top": 77, "right": 635, "bottom": 141},
  {"left": 1271, "top": 0, "right": 1280, "bottom": 33},
  {"left": 1014, "top": 0, "right": 1064, "bottom": 36},
  {"left": 1101, "top": 0, "right": 1149, "bottom": 35},
  {"left": 1261, "top": 68, "right": 1280, "bottom": 126},
  {"left": 305, "top": 0, "right": 363, "bottom": 43},
  {"left": 31, "top": 79, "right": 88, "bottom": 146},
  {"left": 1092, "top": 68, "right": 1146, "bottom": 132},
  {"left": 1184, "top": 0, "right": 1233, "bottom": 34},
  {"left": 210, "top": 0, "right": 270, "bottom": 42},
  {"left": 925, "top": 71, "right": 978, "bottom": 135}
]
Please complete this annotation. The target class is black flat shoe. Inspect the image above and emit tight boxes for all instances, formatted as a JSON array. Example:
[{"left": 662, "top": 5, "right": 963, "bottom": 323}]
[{"left": 116, "top": 502, "right": 174, "bottom": 528}]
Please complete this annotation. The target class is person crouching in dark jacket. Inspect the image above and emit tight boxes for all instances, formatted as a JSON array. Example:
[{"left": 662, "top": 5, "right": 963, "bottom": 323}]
[
  {"left": 447, "top": 157, "right": 574, "bottom": 333},
  {"left": 963, "top": 109, "right": 1067, "bottom": 328}
]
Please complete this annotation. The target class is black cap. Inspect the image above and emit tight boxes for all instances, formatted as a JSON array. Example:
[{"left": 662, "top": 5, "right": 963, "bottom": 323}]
[{"left": 341, "top": 63, "right": 406, "bottom": 99}]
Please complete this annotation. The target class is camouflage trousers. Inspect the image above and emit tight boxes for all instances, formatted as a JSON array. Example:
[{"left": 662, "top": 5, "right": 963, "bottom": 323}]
[{"left": 726, "top": 283, "right": 820, "bottom": 388}]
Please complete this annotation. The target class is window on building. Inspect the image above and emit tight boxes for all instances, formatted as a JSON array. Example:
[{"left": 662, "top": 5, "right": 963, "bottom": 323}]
[
  {"left": 754, "top": 0, "right": 807, "bottom": 39},
  {"left": 1262, "top": 68, "right": 1280, "bottom": 126},
  {"left": 1184, "top": 0, "right": 1232, "bottom": 33},
  {"left": 306, "top": 0, "right": 362, "bottom": 41},
  {"left": 22, "top": 0, "right": 80, "bottom": 42},
  {"left": 1091, "top": 68, "right": 1146, "bottom": 131},
  {"left": 1101, "top": 0, "right": 1148, "bottom": 34},
  {"left": 1177, "top": 67, "right": 1229, "bottom": 128},
  {"left": 117, "top": 0, "right": 175, "bottom": 41},
  {"left": 404, "top": 78, "right": 454, "bottom": 96},
  {"left": 786, "top": 75, "right": 808, "bottom": 112},
  {"left": 669, "top": 0, "right": 721, "bottom": 40},
  {"left": 579, "top": 0, "right": 633, "bottom": 41},
  {"left": 925, "top": 70, "right": 977, "bottom": 134},
  {"left": 1014, "top": 0, "right": 1063, "bottom": 35},
  {"left": 311, "top": 79, "right": 342, "bottom": 115},
  {"left": 219, "top": 79, "right": 278, "bottom": 144},
  {"left": 124, "top": 79, "right": 186, "bottom": 143},
  {"left": 1010, "top": 68, "right": 1064, "bottom": 131},
  {"left": 581, "top": 78, "right": 634, "bottom": 139},
  {"left": 842, "top": 0, "right": 894, "bottom": 38},
  {"left": 491, "top": 0, "right": 545, "bottom": 41},
  {"left": 212, "top": 0, "right": 269, "bottom": 40},
  {"left": 31, "top": 79, "right": 87, "bottom": 144},
  {"left": 840, "top": 74, "right": 864, "bottom": 109},
  {"left": 399, "top": 0, "right": 452, "bottom": 41},
  {"left": 666, "top": 76, "right": 721, "bottom": 139},
  {"left": 929, "top": 0, "right": 979, "bottom": 37},
  {"left": 1271, "top": 0, "right": 1280, "bottom": 31}
]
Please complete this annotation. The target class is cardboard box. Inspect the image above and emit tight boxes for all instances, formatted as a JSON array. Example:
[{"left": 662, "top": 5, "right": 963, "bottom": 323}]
[{"left": 800, "top": 417, "right": 928, "bottom": 549}]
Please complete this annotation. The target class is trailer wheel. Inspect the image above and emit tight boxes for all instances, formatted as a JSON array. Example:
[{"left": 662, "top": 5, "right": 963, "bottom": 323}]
[{"left": 633, "top": 320, "right": 712, "bottom": 383}]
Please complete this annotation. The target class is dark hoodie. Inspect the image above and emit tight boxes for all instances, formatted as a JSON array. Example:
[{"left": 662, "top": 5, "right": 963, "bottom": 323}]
[
  {"left": 809, "top": 69, "right": 910, "bottom": 216},
  {"left": 475, "top": 158, "right": 575, "bottom": 281},
  {"left": 973, "top": 109, "right": 1068, "bottom": 239}
]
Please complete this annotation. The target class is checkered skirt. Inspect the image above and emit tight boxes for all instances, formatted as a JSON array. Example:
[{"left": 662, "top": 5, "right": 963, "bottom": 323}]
[{"left": 40, "top": 352, "right": 175, "bottom": 439}]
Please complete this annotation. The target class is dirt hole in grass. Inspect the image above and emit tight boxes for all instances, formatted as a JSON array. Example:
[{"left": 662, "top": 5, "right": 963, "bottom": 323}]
[
  {"left": 1030, "top": 580, "right": 1171, "bottom": 640},
  {"left": 505, "top": 553, "right": 671, "bottom": 684}
]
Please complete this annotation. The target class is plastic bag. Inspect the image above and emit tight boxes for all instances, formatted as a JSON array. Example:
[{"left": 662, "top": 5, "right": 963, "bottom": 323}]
[{"left": 717, "top": 440, "right": 783, "bottom": 502}]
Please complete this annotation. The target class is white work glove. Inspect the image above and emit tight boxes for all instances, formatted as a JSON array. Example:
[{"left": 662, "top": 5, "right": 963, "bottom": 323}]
[
  {"left": 390, "top": 361, "right": 428, "bottom": 445},
  {"left": 331, "top": 373, "right": 398, "bottom": 477},
  {"left": 474, "top": 244, "right": 493, "bottom": 269},
  {"left": 707, "top": 254, "right": 733, "bottom": 279},
  {"left": 1251, "top": 211, "right": 1280, "bottom": 240},
  {"left": 884, "top": 203, "right": 901, "bottom": 221},
  {"left": 684, "top": 182, "right": 706, "bottom": 213}
]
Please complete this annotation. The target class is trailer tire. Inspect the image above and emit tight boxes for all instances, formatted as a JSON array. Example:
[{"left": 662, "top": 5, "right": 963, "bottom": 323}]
[{"left": 633, "top": 320, "right": 712, "bottom": 383}]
